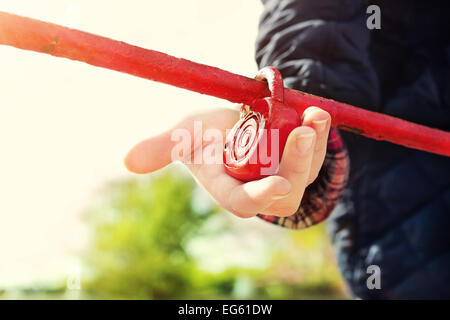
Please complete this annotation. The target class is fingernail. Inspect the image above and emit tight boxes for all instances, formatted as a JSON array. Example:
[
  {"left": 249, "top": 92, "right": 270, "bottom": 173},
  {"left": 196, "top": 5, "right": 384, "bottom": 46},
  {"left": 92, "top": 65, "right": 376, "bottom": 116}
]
[
  {"left": 296, "top": 133, "right": 314, "bottom": 152},
  {"left": 313, "top": 119, "right": 328, "bottom": 132}
]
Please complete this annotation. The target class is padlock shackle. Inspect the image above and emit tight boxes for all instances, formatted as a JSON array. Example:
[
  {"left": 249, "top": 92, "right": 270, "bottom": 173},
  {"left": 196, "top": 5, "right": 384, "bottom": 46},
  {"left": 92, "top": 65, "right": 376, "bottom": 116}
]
[
  {"left": 1, "top": 11, "right": 450, "bottom": 157},
  {"left": 254, "top": 67, "right": 284, "bottom": 103}
]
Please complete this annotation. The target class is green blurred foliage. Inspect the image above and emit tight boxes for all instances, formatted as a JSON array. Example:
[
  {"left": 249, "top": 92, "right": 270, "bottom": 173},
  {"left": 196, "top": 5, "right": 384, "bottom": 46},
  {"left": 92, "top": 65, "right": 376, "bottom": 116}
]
[{"left": 82, "top": 167, "right": 348, "bottom": 299}]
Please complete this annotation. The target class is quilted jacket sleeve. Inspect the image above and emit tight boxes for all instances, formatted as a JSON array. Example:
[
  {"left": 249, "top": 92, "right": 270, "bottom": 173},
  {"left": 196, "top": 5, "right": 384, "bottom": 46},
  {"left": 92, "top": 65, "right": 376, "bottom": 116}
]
[{"left": 256, "top": 0, "right": 379, "bottom": 229}]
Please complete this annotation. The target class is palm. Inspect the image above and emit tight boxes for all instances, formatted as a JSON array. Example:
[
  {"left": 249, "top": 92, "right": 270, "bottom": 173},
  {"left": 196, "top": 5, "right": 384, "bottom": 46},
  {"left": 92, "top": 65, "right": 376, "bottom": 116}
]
[{"left": 125, "top": 106, "right": 331, "bottom": 218}]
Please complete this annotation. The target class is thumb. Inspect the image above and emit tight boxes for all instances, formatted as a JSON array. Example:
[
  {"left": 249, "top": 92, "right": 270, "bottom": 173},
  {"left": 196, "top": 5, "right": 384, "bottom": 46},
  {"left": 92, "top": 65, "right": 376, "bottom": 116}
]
[{"left": 124, "top": 131, "right": 176, "bottom": 174}]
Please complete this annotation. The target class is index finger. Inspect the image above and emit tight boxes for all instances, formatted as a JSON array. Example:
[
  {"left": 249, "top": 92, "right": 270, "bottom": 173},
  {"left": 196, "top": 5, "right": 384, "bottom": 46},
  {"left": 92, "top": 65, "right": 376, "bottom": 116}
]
[{"left": 124, "top": 108, "right": 238, "bottom": 174}]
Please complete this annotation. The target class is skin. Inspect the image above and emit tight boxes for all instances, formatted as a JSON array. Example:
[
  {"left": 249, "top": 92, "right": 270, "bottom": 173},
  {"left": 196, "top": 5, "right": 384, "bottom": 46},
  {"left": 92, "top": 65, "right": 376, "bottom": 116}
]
[{"left": 124, "top": 106, "right": 331, "bottom": 218}]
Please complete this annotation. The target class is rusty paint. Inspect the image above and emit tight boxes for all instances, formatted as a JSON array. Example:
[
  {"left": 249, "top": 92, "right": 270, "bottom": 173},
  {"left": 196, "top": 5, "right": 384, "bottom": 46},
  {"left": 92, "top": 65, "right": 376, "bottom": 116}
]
[
  {"left": 42, "top": 35, "right": 59, "bottom": 53},
  {"left": 337, "top": 124, "right": 365, "bottom": 135}
]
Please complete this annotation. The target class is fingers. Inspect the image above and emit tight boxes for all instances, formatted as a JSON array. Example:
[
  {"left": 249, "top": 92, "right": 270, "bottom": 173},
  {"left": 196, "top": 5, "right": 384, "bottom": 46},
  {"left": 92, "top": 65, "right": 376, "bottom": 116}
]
[
  {"left": 125, "top": 115, "right": 201, "bottom": 174},
  {"left": 263, "top": 126, "right": 316, "bottom": 216},
  {"left": 261, "top": 106, "right": 330, "bottom": 217},
  {"left": 301, "top": 107, "right": 331, "bottom": 184},
  {"left": 187, "top": 160, "right": 291, "bottom": 218},
  {"left": 124, "top": 131, "right": 174, "bottom": 174},
  {"left": 124, "top": 114, "right": 196, "bottom": 173},
  {"left": 228, "top": 175, "right": 291, "bottom": 218},
  {"left": 124, "top": 106, "right": 330, "bottom": 220},
  {"left": 124, "top": 108, "right": 239, "bottom": 174}
]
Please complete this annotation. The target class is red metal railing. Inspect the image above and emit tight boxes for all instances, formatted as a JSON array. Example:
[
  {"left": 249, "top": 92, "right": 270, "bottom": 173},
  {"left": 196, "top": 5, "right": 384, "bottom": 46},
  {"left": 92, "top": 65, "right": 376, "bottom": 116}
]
[{"left": 1, "top": 11, "right": 449, "bottom": 157}]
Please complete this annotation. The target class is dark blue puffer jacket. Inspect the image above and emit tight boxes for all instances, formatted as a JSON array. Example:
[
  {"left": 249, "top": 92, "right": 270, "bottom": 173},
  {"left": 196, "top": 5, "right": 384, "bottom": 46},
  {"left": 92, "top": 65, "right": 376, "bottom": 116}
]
[{"left": 256, "top": 0, "right": 450, "bottom": 299}]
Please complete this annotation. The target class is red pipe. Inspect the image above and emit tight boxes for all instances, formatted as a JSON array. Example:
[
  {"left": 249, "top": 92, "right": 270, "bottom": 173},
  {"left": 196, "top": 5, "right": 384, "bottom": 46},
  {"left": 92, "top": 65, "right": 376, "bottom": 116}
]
[{"left": 1, "top": 11, "right": 449, "bottom": 157}]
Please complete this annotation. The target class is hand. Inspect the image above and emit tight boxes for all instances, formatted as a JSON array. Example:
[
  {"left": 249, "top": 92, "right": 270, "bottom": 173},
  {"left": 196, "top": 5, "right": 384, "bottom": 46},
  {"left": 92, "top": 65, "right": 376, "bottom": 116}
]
[{"left": 124, "top": 106, "right": 331, "bottom": 218}]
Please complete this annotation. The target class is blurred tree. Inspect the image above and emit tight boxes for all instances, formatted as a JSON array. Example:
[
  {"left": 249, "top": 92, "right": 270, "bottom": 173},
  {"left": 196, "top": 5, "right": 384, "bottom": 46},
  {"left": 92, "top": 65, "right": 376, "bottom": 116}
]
[
  {"left": 82, "top": 166, "right": 347, "bottom": 299},
  {"left": 83, "top": 168, "right": 217, "bottom": 299}
]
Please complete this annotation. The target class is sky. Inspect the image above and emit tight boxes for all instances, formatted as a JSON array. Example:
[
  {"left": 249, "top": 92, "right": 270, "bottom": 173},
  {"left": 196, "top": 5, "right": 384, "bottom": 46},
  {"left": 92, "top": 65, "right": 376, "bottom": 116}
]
[{"left": 0, "top": 0, "right": 263, "bottom": 287}]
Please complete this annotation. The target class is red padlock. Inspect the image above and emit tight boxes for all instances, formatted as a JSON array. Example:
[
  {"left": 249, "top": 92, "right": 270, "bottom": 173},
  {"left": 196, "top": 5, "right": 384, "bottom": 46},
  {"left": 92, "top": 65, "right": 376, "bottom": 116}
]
[{"left": 224, "top": 67, "right": 301, "bottom": 182}]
